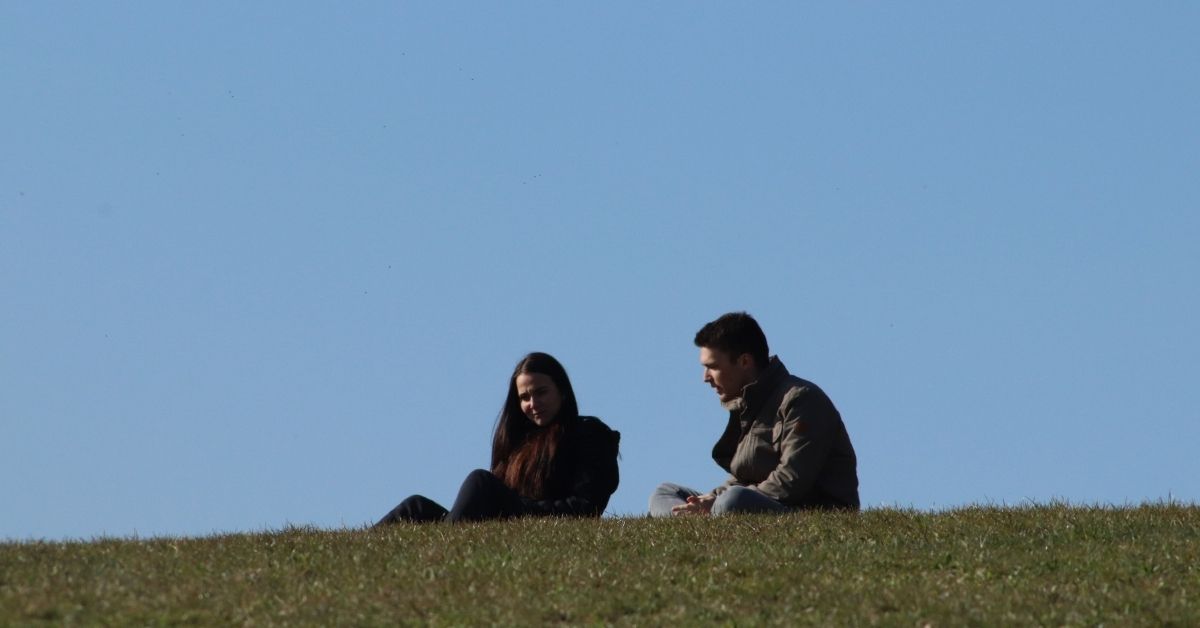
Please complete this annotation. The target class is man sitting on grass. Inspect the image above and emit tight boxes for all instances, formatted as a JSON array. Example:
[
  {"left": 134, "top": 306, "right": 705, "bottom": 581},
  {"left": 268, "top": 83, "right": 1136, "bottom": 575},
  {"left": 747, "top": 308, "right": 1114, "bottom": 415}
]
[{"left": 650, "top": 312, "right": 859, "bottom": 516}]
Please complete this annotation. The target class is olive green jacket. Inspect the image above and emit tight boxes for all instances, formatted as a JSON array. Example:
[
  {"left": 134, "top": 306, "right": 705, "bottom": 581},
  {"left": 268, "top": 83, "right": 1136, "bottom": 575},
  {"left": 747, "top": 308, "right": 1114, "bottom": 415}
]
[{"left": 710, "top": 357, "right": 860, "bottom": 509}]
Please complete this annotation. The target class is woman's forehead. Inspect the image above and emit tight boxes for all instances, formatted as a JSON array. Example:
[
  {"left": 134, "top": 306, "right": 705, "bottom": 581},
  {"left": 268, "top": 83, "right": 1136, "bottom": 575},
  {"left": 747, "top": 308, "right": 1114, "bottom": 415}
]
[{"left": 516, "top": 372, "right": 555, "bottom": 391}]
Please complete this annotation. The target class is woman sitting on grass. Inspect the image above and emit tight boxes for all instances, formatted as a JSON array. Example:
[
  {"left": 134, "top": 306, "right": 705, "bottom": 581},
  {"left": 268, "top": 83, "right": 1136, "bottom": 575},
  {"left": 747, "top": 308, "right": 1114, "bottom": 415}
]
[{"left": 375, "top": 352, "right": 620, "bottom": 525}]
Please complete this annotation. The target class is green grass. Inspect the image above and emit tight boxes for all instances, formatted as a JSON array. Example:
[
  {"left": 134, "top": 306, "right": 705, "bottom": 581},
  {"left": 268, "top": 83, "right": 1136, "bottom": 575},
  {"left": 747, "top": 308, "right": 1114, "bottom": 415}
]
[{"left": 3, "top": 504, "right": 1197, "bottom": 625}]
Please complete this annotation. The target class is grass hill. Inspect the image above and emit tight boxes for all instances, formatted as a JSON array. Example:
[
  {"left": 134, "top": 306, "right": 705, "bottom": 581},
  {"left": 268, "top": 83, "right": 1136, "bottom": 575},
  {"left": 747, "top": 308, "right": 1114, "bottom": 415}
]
[{"left": 2, "top": 504, "right": 1196, "bottom": 625}]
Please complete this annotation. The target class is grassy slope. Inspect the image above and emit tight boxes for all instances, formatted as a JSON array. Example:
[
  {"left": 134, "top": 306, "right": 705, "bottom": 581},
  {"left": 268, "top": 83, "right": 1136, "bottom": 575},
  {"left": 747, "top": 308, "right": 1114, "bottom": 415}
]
[{"left": 2, "top": 505, "right": 1197, "bottom": 625}]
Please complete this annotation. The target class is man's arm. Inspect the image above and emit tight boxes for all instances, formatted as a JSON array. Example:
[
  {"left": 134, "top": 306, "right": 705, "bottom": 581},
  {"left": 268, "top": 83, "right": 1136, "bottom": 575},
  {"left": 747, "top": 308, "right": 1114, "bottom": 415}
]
[{"left": 752, "top": 388, "right": 836, "bottom": 503}]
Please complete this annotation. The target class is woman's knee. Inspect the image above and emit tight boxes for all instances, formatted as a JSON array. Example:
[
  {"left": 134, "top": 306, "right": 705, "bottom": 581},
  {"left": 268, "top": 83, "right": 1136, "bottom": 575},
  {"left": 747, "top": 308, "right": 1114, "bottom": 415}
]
[
  {"left": 377, "top": 494, "right": 437, "bottom": 526},
  {"left": 399, "top": 494, "right": 428, "bottom": 508},
  {"left": 457, "top": 469, "right": 505, "bottom": 502},
  {"left": 462, "top": 468, "right": 499, "bottom": 489},
  {"left": 448, "top": 469, "right": 519, "bottom": 522}
]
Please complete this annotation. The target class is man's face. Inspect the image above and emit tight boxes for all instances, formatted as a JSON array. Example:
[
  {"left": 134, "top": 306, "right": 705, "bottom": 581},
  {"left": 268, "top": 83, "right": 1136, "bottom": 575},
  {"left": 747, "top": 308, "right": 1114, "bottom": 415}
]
[{"left": 699, "top": 346, "right": 756, "bottom": 407}]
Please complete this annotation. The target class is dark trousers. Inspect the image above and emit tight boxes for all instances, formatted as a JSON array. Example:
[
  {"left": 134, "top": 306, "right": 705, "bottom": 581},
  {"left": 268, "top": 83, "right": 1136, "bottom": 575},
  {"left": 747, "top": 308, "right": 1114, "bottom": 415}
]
[{"left": 375, "top": 469, "right": 526, "bottom": 525}]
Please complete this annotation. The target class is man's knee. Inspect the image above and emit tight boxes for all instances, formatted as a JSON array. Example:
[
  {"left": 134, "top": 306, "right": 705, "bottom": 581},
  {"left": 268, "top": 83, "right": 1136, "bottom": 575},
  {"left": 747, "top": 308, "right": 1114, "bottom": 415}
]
[
  {"left": 649, "top": 482, "right": 695, "bottom": 507},
  {"left": 712, "top": 486, "right": 748, "bottom": 515},
  {"left": 712, "top": 486, "right": 779, "bottom": 516},
  {"left": 648, "top": 482, "right": 692, "bottom": 517},
  {"left": 653, "top": 482, "right": 689, "bottom": 497}
]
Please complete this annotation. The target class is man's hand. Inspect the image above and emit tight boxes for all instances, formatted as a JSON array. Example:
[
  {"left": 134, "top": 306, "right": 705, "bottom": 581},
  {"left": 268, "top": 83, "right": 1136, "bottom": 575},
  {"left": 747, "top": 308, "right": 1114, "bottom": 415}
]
[{"left": 671, "top": 493, "right": 715, "bottom": 516}]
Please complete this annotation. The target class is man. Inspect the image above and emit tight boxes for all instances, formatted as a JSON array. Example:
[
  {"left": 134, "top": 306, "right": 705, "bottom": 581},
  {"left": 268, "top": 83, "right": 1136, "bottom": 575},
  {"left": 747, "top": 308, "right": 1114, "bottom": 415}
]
[{"left": 649, "top": 312, "right": 859, "bottom": 516}]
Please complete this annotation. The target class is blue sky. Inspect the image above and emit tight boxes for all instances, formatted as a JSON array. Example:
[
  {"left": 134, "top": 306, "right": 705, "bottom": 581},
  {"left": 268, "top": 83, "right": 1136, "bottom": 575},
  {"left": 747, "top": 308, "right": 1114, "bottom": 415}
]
[{"left": 3, "top": 3, "right": 1197, "bottom": 540}]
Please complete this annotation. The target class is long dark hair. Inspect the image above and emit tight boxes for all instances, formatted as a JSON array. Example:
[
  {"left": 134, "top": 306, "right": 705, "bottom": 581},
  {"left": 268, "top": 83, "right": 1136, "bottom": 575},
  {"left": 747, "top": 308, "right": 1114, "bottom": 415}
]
[{"left": 491, "top": 352, "right": 579, "bottom": 499}]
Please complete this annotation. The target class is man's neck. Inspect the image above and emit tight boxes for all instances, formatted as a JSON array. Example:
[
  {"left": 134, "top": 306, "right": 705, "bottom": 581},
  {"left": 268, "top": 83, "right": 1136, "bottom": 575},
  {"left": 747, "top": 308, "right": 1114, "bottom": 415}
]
[{"left": 721, "top": 362, "right": 768, "bottom": 412}]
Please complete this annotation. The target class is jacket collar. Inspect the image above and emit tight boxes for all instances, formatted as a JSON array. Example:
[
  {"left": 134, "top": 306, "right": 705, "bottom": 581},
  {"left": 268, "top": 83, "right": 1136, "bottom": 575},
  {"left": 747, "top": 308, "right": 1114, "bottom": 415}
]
[
  {"left": 710, "top": 356, "right": 789, "bottom": 471},
  {"left": 737, "top": 356, "right": 788, "bottom": 417}
]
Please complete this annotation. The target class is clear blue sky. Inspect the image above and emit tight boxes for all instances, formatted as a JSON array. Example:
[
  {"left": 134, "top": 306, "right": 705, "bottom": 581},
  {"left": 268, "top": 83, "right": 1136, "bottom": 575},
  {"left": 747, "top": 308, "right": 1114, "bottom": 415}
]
[{"left": 3, "top": 3, "right": 1197, "bottom": 540}]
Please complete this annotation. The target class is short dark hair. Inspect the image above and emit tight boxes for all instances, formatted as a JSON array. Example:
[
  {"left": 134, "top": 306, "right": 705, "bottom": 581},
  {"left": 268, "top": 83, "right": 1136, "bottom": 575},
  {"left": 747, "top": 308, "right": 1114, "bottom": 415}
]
[{"left": 694, "top": 312, "right": 770, "bottom": 368}]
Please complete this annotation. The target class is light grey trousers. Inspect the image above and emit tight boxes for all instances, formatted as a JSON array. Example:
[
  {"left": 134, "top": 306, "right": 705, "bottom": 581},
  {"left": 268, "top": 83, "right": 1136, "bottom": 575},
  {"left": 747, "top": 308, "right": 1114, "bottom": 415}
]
[{"left": 648, "top": 482, "right": 789, "bottom": 517}]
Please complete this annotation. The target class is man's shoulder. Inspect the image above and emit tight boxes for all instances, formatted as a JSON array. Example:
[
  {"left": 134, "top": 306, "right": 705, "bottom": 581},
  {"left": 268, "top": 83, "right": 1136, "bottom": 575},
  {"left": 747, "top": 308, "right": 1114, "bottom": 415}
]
[
  {"left": 775, "top": 375, "right": 832, "bottom": 410},
  {"left": 762, "top": 358, "right": 824, "bottom": 402}
]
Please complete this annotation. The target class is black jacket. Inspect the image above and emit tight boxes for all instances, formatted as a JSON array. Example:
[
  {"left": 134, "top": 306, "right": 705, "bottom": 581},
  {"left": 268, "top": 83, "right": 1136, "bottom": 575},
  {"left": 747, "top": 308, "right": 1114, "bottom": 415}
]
[{"left": 519, "top": 415, "right": 620, "bottom": 517}]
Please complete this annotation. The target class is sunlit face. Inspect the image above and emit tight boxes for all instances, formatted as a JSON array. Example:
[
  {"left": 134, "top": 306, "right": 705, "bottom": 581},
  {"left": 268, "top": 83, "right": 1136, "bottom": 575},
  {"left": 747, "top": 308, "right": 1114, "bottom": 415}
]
[
  {"left": 515, "top": 372, "right": 563, "bottom": 427},
  {"left": 699, "top": 346, "right": 756, "bottom": 407}
]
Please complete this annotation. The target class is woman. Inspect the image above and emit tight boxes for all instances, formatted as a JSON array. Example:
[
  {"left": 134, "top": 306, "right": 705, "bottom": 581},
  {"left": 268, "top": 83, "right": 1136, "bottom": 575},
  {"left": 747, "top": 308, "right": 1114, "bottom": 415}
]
[{"left": 375, "top": 352, "right": 620, "bottom": 524}]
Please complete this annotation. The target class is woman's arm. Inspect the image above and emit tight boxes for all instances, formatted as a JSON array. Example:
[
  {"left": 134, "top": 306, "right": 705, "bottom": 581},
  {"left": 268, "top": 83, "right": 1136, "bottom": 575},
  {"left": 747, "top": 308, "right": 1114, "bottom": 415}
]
[{"left": 520, "top": 417, "right": 620, "bottom": 517}]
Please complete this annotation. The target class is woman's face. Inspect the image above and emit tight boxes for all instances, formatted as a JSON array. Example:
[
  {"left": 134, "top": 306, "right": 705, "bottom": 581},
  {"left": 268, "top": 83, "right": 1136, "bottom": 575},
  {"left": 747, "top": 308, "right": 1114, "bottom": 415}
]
[{"left": 515, "top": 372, "right": 563, "bottom": 427}]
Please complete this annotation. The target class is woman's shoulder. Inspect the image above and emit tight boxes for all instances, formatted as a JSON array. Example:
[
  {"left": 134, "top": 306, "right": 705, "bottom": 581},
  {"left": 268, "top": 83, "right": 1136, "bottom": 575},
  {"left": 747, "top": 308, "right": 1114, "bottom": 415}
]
[{"left": 568, "top": 415, "right": 620, "bottom": 443}]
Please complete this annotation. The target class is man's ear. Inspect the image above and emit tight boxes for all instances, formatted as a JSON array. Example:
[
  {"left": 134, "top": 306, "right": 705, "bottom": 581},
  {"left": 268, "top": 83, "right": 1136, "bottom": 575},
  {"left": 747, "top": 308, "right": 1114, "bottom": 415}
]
[{"left": 735, "top": 353, "right": 755, "bottom": 370}]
